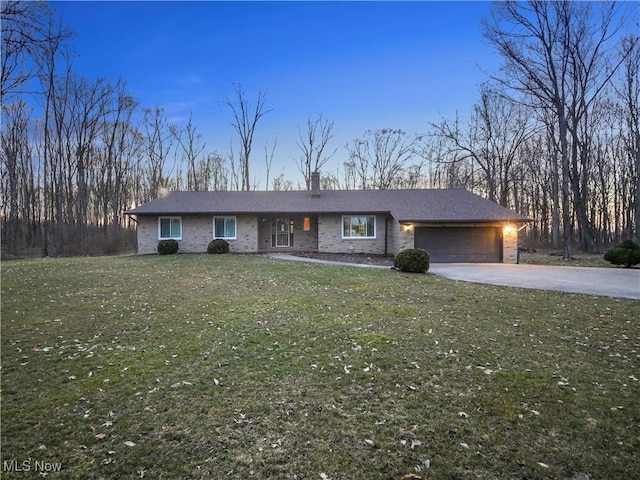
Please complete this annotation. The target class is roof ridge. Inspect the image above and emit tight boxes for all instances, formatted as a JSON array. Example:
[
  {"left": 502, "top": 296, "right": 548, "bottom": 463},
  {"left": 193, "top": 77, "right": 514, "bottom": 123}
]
[{"left": 126, "top": 188, "right": 530, "bottom": 223}]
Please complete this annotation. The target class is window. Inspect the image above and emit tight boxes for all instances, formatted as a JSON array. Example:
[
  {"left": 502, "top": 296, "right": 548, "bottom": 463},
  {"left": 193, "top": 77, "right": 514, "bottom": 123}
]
[
  {"left": 342, "top": 216, "right": 376, "bottom": 239},
  {"left": 159, "top": 217, "right": 181, "bottom": 240},
  {"left": 214, "top": 216, "right": 237, "bottom": 239}
]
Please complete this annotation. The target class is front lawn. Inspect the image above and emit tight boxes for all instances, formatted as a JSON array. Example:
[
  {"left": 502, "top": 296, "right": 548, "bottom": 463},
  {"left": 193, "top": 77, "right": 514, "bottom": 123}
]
[{"left": 1, "top": 254, "right": 638, "bottom": 479}]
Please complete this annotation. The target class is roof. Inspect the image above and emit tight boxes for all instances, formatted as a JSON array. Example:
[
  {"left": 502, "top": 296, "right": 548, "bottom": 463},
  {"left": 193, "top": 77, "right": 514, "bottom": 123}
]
[{"left": 125, "top": 189, "right": 530, "bottom": 223}]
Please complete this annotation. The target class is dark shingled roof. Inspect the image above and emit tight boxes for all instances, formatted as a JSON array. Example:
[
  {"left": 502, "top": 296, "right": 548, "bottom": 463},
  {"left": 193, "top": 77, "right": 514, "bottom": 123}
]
[{"left": 125, "top": 189, "right": 529, "bottom": 223}]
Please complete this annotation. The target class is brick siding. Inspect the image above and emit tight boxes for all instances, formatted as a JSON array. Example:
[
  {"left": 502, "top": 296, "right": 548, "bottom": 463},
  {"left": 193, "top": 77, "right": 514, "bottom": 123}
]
[
  {"left": 136, "top": 215, "right": 258, "bottom": 254},
  {"left": 317, "top": 214, "right": 387, "bottom": 254}
]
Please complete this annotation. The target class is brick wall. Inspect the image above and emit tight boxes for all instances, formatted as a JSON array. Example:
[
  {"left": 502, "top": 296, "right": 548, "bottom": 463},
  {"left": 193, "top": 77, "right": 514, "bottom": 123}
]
[
  {"left": 387, "top": 220, "right": 414, "bottom": 255},
  {"left": 136, "top": 216, "right": 159, "bottom": 255},
  {"left": 502, "top": 224, "right": 518, "bottom": 264},
  {"left": 317, "top": 214, "right": 387, "bottom": 254},
  {"left": 135, "top": 215, "right": 258, "bottom": 254},
  {"left": 231, "top": 215, "right": 259, "bottom": 252},
  {"left": 180, "top": 216, "right": 215, "bottom": 253}
]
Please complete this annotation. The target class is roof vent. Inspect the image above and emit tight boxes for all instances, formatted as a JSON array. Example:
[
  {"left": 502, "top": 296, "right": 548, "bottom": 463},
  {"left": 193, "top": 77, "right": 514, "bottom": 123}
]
[{"left": 311, "top": 171, "right": 321, "bottom": 197}]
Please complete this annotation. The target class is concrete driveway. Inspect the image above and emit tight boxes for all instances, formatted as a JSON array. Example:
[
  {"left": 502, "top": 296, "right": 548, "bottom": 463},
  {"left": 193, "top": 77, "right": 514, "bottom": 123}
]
[
  {"left": 429, "top": 263, "right": 640, "bottom": 300},
  {"left": 267, "top": 254, "right": 639, "bottom": 300}
]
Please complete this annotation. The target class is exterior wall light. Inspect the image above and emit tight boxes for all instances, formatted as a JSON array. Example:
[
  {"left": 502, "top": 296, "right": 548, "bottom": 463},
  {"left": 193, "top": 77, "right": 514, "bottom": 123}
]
[{"left": 403, "top": 223, "right": 414, "bottom": 232}]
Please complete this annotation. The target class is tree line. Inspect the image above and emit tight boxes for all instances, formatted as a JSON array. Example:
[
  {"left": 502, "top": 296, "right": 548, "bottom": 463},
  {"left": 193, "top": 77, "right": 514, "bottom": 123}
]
[{"left": 1, "top": 1, "right": 638, "bottom": 258}]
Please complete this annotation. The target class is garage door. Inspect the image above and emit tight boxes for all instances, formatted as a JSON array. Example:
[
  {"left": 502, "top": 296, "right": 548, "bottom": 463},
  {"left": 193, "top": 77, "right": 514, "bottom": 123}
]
[{"left": 414, "top": 227, "right": 502, "bottom": 263}]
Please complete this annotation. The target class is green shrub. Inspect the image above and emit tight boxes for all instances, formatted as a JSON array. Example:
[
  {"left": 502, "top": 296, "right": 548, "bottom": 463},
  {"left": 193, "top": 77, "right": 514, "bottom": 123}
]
[
  {"left": 394, "top": 248, "right": 430, "bottom": 273},
  {"left": 603, "top": 239, "right": 640, "bottom": 268},
  {"left": 207, "top": 239, "right": 230, "bottom": 254},
  {"left": 157, "top": 239, "right": 179, "bottom": 255}
]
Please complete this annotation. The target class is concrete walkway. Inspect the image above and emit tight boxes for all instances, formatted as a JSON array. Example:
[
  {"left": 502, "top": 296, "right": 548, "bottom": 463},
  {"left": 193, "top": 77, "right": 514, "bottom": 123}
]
[
  {"left": 266, "top": 254, "right": 640, "bottom": 300},
  {"left": 265, "top": 253, "right": 390, "bottom": 269}
]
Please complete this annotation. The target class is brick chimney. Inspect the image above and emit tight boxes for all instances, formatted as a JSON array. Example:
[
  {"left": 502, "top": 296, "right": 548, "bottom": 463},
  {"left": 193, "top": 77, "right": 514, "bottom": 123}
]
[{"left": 311, "top": 171, "right": 321, "bottom": 197}]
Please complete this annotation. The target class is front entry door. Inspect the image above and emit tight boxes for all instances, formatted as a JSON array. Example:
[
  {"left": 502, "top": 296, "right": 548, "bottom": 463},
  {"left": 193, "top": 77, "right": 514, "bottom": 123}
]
[{"left": 273, "top": 218, "right": 293, "bottom": 247}]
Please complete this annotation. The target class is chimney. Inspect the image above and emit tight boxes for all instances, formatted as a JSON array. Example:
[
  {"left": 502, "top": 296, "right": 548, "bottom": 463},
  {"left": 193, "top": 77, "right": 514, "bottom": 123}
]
[{"left": 311, "top": 171, "right": 321, "bottom": 197}]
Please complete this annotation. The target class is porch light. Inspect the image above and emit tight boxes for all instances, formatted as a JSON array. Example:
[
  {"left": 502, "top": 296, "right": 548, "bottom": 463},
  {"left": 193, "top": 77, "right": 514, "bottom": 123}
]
[
  {"left": 503, "top": 224, "right": 515, "bottom": 235},
  {"left": 403, "top": 223, "right": 413, "bottom": 232}
]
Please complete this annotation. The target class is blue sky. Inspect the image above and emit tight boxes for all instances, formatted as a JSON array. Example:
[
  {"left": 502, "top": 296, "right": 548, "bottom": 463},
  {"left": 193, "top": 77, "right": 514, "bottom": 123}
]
[{"left": 51, "top": 1, "right": 498, "bottom": 188}]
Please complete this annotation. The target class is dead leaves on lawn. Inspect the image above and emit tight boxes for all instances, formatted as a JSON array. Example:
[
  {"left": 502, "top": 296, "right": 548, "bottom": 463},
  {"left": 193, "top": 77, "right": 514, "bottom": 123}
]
[{"left": 3, "top": 256, "right": 639, "bottom": 479}]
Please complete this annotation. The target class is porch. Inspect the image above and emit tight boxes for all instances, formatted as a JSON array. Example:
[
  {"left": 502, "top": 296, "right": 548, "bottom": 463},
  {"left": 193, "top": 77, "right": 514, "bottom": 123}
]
[{"left": 256, "top": 215, "right": 319, "bottom": 252}]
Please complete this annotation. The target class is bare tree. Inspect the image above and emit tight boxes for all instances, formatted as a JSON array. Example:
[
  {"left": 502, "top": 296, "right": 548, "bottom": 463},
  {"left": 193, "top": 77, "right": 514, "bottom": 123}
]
[
  {"left": 346, "top": 129, "right": 417, "bottom": 190},
  {"left": 1, "top": 1, "right": 73, "bottom": 101},
  {"left": 69, "top": 77, "right": 116, "bottom": 253},
  {"left": 296, "top": 115, "right": 337, "bottom": 189},
  {"left": 0, "top": 100, "right": 33, "bottom": 254},
  {"left": 95, "top": 87, "right": 140, "bottom": 236},
  {"left": 263, "top": 137, "right": 277, "bottom": 191},
  {"left": 172, "top": 112, "right": 206, "bottom": 191},
  {"left": 483, "top": 1, "right": 637, "bottom": 257},
  {"left": 400, "top": 162, "right": 426, "bottom": 189},
  {"left": 271, "top": 171, "right": 294, "bottom": 191},
  {"left": 431, "top": 85, "right": 535, "bottom": 206},
  {"left": 227, "top": 142, "right": 240, "bottom": 191},
  {"left": 371, "top": 129, "right": 417, "bottom": 189},
  {"left": 141, "top": 106, "right": 175, "bottom": 200},
  {"left": 339, "top": 160, "right": 359, "bottom": 190},
  {"left": 346, "top": 139, "right": 371, "bottom": 189},
  {"left": 617, "top": 35, "right": 640, "bottom": 240},
  {"left": 223, "top": 84, "right": 270, "bottom": 191},
  {"left": 29, "top": 5, "right": 74, "bottom": 256},
  {"left": 206, "top": 152, "right": 230, "bottom": 191},
  {"left": 416, "top": 132, "right": 452, "bottom": 189}
]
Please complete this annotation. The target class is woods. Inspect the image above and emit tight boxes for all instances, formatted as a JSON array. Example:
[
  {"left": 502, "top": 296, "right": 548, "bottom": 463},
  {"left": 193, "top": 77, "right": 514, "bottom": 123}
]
[{"left": 1, "top": 1, "right": 638, "bottom": 257}]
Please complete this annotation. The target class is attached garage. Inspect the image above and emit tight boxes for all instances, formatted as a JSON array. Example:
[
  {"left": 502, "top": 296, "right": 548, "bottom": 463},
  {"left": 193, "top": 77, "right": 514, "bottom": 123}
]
[{"left": 414, "top": 226, "right": 502, "bottom": 263}]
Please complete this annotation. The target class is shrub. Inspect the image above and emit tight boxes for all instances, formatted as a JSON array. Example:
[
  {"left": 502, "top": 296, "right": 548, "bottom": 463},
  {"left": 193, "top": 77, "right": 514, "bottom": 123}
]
[
  {"left": 157, "top": 239, "right": 179, "bottom": 255},
  {"left": 603, "top": 239, "right": 640, "bottom": 268},
  {"left": 394, "top": 248, "right": 430, "bottom": 273},
  {"left": 207, "top": 239, "right": 230, "bottom": 254}
]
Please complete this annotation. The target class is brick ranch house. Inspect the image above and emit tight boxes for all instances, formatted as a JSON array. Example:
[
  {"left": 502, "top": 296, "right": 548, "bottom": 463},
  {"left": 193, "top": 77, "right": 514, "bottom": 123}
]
[{"left": 126, "top": 175, "right": 529, "bottom": 263}]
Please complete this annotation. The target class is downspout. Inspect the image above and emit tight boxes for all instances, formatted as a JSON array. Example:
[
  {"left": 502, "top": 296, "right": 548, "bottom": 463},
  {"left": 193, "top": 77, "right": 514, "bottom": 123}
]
[{"left": 384, "top": 215, "right": 388, "bottom": 255}]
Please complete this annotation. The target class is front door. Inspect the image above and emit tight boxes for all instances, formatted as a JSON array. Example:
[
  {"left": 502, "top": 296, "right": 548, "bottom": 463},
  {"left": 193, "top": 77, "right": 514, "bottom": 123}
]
[{"left": 273, "top": 218, "right": 293, "bottom": 247}]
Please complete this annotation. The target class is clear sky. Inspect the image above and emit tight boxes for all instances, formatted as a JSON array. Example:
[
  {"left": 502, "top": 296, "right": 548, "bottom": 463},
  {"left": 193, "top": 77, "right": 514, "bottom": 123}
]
[{"left": 51, "top": 0, "right": 499, "bottom": 188}]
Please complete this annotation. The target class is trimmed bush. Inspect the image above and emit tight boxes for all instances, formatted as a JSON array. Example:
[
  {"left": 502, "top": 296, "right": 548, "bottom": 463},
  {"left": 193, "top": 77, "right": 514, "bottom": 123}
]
[
  {"left": 157, "top": 239, "right": 179, "bottom": 255},
  {"left": 604, "top": 239, "right": 640, "bottom": 268},
  {"left": 207, "top": 239, "right": 230, "bottom": 254},
  {"left": 394, "top": 248, "right": 430, "bottom": 273}
]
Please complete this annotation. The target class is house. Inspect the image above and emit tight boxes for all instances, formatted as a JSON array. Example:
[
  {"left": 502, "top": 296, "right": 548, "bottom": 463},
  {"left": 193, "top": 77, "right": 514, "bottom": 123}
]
[{"left": 125, "top": 173, "right": 529, "bottom": 263}]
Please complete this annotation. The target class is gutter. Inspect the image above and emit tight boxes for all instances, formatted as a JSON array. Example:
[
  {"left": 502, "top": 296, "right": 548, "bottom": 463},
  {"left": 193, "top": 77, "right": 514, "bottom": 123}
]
[{"left": 398, "top": 218, "right": 532, "bottom": 224}]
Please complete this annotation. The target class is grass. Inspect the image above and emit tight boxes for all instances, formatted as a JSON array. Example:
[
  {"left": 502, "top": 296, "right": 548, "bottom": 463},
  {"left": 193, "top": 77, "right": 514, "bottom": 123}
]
[
  {"left": 1, "top": 254, "right": 639, "bottom": 479},
  {"left": 519, "top": 249, "right": 620, "bottom": 268}
]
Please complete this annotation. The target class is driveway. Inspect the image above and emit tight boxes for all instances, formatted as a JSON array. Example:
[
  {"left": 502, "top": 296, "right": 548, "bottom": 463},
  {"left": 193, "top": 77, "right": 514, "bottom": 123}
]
[
  {"left": 429, "top": 263, "right": 640, "bottom": 300},
  {"left": 267, "top": 254, "right": 640, "bottom": 300}
]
